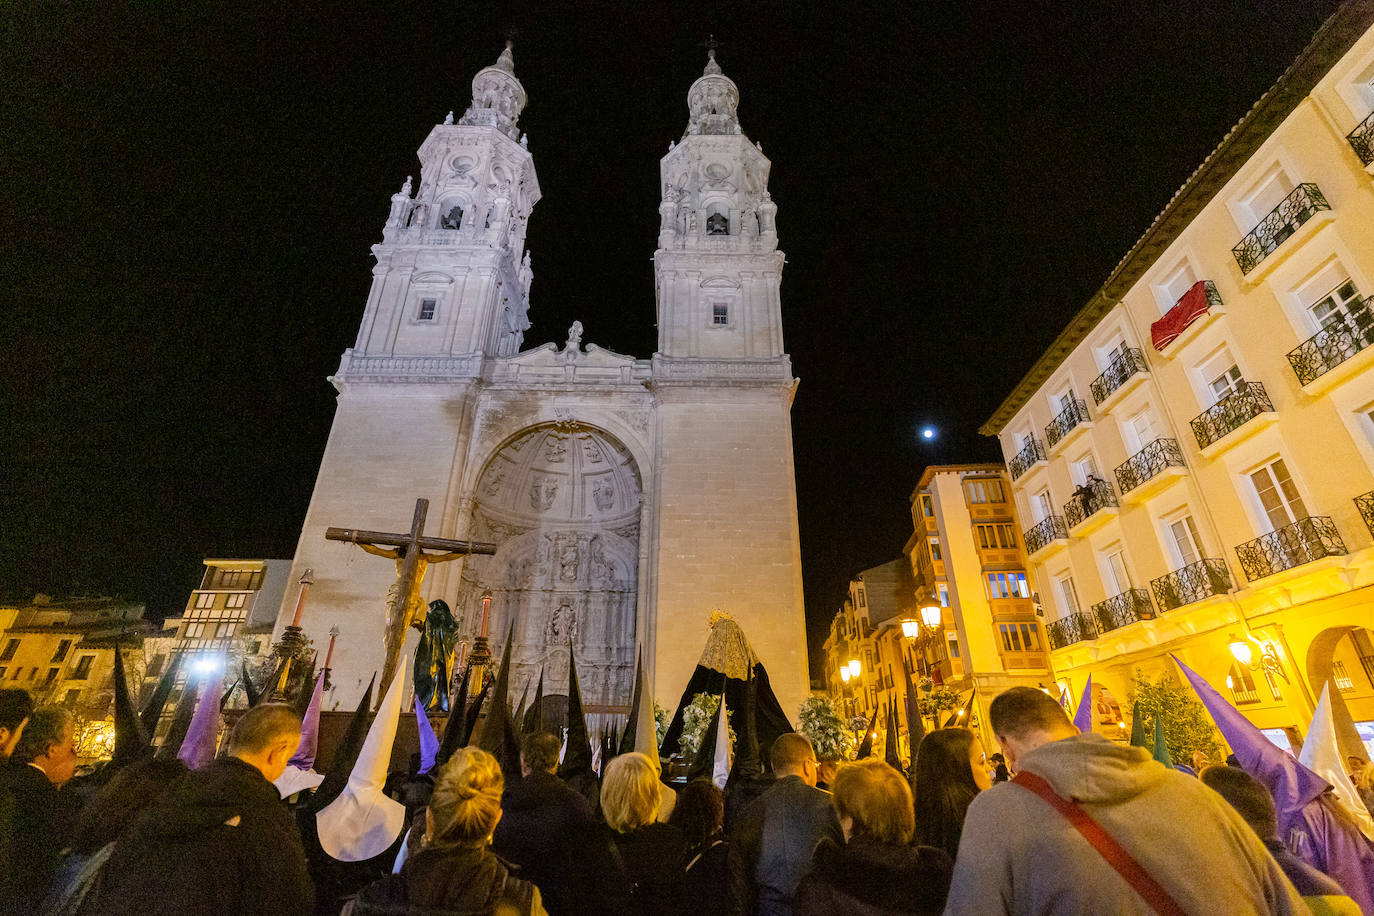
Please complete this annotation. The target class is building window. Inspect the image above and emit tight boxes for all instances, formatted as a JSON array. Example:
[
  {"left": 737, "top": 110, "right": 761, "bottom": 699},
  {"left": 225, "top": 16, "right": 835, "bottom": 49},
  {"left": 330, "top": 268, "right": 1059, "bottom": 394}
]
[
  {"left": 711, "top": 302, "right": 729, "bottom": 326},
  {"left": 70, "top": 656, "right": 94, "bottom": 680},
  {"left": 856, "top": 588, "right": 866, "bottom": 608},
  {"left": 44, "top": 667, "right": 59, "bottom": 686},
  {"left": 1056, "top": 575, "right": 1081, "bottom": 616},
  {"left": 1202, "top": 348, "right": 1245, "bottom": 404},
  {"left": 418, "top": 298, "right": 437, "bottom": 321},
  {"left": 194, "top": 592, "right": 214, "bottom": 609},
  {"left": 440, "top": 204, "right": 463, "bottom": 230},
  {"left": 0, "top": 668, "right": 7, "bottom": 679},
  {"left": 1227, "top": 662, "right": 1261, "bottom": 704},
  {"left": 976, "top": 524, "right": 1018, "bottom": 549},
  {"left": 966, "top": 478, "right": 1005, "bottom": 504},
  {"left": 1333, "top": 660, "right": 1355, "bottom": 692},
  {"left": 1034, "top": 488, "right": 1054, "bottom": 522},
  {"left": 706, "top": 211, "right": 729, "bottom": 235},
  {"left": 1301, "top": 271, "right": 1361, "bottom": 333},
  {"left": 986, "top": 572, "right": 1031, "bottom": 600},
  {"left": 185, "top": 622, "right": 206, "bottom": 639},
  {"left": 947, "top": 633, "right": 961, "bottom": 659},
  {"left": 215, "top": 621, "right": 236, "bottom": 639},
  {"left": 1248, "top": 458, "right": 1308, "bottom": 531},
  {"left": 1166, "top": 515, "right": 1205, "bottom": 567},
  {"left": 226, "top": 593, "right": 247, "bottom": 609},
  {"left": 62, "top": 689, "right": 81, "bottom": 708},
  {"left": 26, "top": 669, "right": 35, "bottom": 681},
  {"left": 1102, "top": 548, "right": 1133, "bottom": 595},
  {"left": 0, "top": 640, "right": 18, "bottom": 663},
  {"left": 921, "top": 495, "right": 934, "bottom": 518},
  {"left": 937, "top": 584, "right": 950, "bottom": 607},
  {"left": 51, "top": 640, "right": 71, "bottom": 664},
  {"left": 929, "top": 538, "right": 942, "bottom": 562}
]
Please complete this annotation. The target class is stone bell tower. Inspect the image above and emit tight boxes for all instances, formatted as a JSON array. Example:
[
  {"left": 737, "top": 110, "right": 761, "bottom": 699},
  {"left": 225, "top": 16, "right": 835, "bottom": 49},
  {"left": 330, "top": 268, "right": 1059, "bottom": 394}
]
[
  {"left": 353, "top": 42, "right": 540, "bottom": 363},
  {"left": 648, "top": 48, "right": 809, "bottom": 723}
]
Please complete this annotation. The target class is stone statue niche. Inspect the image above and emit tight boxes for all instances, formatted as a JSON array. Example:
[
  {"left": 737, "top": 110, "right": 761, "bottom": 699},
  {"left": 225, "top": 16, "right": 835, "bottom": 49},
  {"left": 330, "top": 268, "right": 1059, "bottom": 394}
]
[{"left": 455, "top": 424, "right": 641, "bottom": 711}]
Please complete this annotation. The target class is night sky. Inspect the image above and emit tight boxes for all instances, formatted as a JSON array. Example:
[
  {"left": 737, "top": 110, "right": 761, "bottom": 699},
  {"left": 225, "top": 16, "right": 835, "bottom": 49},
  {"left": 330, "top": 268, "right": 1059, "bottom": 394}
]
[{"left": 2, "top": 1, "right": 1341, "bottom": 675}]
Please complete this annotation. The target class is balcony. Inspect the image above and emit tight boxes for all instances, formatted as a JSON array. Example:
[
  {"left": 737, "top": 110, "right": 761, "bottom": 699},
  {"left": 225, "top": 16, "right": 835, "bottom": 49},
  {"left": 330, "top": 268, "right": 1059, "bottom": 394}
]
[
  {"left": 1115, "top": 438, "right": 1186, "bottom": 502},
  {"left": 1152, "top": 281, "right": 1224, "bottom": 354},
  {"left": 1190, "top": 381, "right": 1276, "bottom": 452},
  {"left": 1231, "top": 183, "right": 1331, "bottom": 276},
  {"left": 1235, "top": 516, "right": 1347, "bottom": 582},
  {"left": 1349, "top": 111, "right": 1374, "bottom": 168},
  {"left": 1356, "top": 490, "right": 1374, "bottom": 538},
  {"left": 1045, "top": 398, "right": 1092, "bottom": 452},
  {"left": 1008, "top": 437, "right": 1048, "bottom": 481},
  {"left": 1064, "top": 478, "right": 1119, "bottom": 534},
  {"left": 1091, "top": 589, "right": 1156, "bottom": 635},
  {"left": 1024, "top": 515, "right": 1069, "bottom": 557},
  {"left": 1046, "top": 611, "right": 1098, "bottom": 650},
  {"left": 1090, "top": 347, "right": 1149, "bottom": 408},
  {"left": 1286, "top": 296, "right": 1374, "bottom": 388},
  {"left": 1150, "top": 558, "right": 1233, "bottom": 611}
]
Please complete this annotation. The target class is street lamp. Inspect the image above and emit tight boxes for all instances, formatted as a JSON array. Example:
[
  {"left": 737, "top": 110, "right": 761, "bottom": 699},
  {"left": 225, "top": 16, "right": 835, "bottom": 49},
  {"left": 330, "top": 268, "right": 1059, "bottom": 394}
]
[
  {"left": 848, "top": 659, "right": 861, "bottom": 679},
  {"left": 1227, "top": 633, "right": 1290, "bottom": 682},
  {"left": 840, "top": 667, "right": 851, "bottom": 684},
  {"left": 920, "top": 603, "right": 943, "bottom": 630}
]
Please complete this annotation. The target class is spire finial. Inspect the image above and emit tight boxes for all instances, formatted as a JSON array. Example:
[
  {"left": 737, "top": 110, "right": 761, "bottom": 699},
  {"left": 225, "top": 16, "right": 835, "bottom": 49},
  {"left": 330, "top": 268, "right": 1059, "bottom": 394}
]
[
  {"left": 702, "top": 35, "right": 722, "bottom": 75},
  {"left": 495, "top": 37, "right": 516, "bottom": 74}
]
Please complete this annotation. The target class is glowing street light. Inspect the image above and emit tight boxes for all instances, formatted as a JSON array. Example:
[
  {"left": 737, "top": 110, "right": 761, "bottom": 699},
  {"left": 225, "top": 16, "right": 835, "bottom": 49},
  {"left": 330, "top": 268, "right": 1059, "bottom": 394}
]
[
  {"left": 840, "top": 667, "right": 851, "bottom": 684},
  {"left": 848, "top": 659, "right": 861, "bottom": 679},
  {"left": 920, "top": 603, "right": 943, "bottom": 629}
]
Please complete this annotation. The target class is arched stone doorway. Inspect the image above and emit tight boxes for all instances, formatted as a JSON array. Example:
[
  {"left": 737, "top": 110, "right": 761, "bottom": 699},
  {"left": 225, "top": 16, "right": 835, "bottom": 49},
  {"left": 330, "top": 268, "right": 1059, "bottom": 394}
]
[
  {"left": 456, "top": 423, "right": 640, "bottom": 712},
  {"left": 1305, "top": 625, "right": 1374, "bottom": 761}
]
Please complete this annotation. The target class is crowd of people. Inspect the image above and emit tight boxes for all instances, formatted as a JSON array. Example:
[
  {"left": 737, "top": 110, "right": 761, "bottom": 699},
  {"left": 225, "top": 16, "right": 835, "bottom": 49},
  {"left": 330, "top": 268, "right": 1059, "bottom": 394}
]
[{"left": 0, "top": 683, "right": 1371, "bottom": 914}]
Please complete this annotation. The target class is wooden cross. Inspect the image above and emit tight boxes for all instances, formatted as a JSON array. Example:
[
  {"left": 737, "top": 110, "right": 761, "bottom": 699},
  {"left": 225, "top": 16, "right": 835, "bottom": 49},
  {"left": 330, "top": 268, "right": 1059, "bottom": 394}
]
[{"left": 326, "top": 498, "right": 497, "bottom": 699}]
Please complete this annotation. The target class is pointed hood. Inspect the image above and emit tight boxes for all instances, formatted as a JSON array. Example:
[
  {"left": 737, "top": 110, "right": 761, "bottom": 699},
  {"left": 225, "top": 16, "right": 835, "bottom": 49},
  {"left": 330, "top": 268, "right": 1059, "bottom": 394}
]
[
  {"left": 688, "top": 693, "right": 725, "bottom": 785},
  {"left": 711, "top": 692, "right": 731, "bottom": 788},
  {"left": 884, "top": 703, "right": 902, "bottom": 773},
  {"left": 110, "top": 644, "right": 149, "bottom": 770},
  {"left": 557, "top": 644, "right": 594, "bottom": 778},
  {"left": 1301, "top": 683, "right": 1374, "bottom": 840},
  {"left": 1174, "top": 655, "right": 1328, "bottom": 832},
  {"left": 523, "top": 668, "right": 544, "bottom": 737},
  {"left": 240, "top": 660, "right": 261, "bottom": 708},
  {"left": 902, "top": 655, "right": 924, "bottom": 772},
  {"left": 255, "top": 656, "right": 289, "bottom": 707},
  {"left": 475, "top": 626, "right": 521, "bottom": 779},
  {"left": 317, "top": 661, "right": 408, "bottom": 862},
  {"left": 513, "top": 678, "right": 530, "bottom": 739},
  {"left": 727, "top": 667, "right": 761, "bottom": 787},
  {"left": 156, "top": 678, "right": 199, "bottom": 761},
  {"left": 292, "top": 658, "right": 317, "bottom": 717},
  {"left": 1129, "top": 701, "right": 1148, "bottom": 749},
  {"left": 1151, "top": 710, "right": 1174, "bottom": 768},
  {"left": 437, "top": 666, "right": 470, "bottom": 766},
  {"left": 855, "top": 705, "right": 879, "bottom": 760},
  {"left": 620, "top": 649, "right": 646, "bottom": 756},
  {"left": 291, "top": 669, "right": 326, "bottom": 768},
  {"left": 138, "top": 652, "right": 183, "bottom": 743},
  {"left": 312, "top": 675, "right": 376, "bottom": 810},
  {"left": 943, "top": 689, "right": 976, "bottom": 728},
  {"left": 177, "top": 669, "right": 225, "bottom": 770},
  {"left": 415, "top": 695, "right": 440, "bottom": 775},
  {"left": 1073, "top": 674, "right": 1094, "bottom": 734}
]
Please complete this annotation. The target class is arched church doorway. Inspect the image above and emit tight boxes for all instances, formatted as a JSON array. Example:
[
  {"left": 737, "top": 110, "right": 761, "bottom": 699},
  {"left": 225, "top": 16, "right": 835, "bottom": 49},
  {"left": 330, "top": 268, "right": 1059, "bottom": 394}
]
[
  {"left": 1305, "top": 626, "right": 1374, "bottom": 761},
  {"left": 456, "top": 423, "right": 640, "bottom": 717}
]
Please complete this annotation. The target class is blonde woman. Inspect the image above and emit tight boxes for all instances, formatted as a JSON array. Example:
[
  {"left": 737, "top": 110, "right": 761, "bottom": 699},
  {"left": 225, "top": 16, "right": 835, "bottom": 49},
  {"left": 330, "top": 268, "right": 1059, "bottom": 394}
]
[
  {"left": 347, "top": 747, "right": 546, "bottom": 916},
  {"left": 602, "top": 752, "right": 687, "bottom": 914}
]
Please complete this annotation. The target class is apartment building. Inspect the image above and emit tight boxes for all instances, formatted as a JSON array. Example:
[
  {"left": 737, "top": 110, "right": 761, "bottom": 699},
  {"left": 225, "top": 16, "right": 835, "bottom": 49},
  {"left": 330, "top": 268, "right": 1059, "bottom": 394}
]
[
  {"left": 821, "top": 557, "right": 918, "bottom": 733},
  {"left": 982, "top": 5, "right": 1374, "bottom": 751},
  {"left": 909, "top": 465, "right": 1055, "bottom": 748},
  {"left": 0, "top": 594, "right": 150, "bottom": 726}
]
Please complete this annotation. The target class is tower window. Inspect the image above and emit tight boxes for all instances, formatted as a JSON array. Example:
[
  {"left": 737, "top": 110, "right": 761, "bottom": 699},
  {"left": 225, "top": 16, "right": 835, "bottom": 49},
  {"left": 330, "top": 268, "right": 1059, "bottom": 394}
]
[
  {"left": 706, "top": 211, "right": 729, "bottom": 235},
  {"left": 418, "top": 298, "right": 437, "bottom": 321},
  {"left": 712, "top": 303, "right": 729, "bottom": 326},
  {"left": 440, "top": 205, "right": 463, "bottom": 230}
]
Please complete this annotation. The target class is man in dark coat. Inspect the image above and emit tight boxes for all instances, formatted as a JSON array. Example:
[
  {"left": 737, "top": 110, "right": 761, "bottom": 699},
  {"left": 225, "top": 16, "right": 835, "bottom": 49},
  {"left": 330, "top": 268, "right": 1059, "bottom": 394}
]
[
  {"left": 92, "top": 703, "right": 314, "bottom": 915},
  {"left": 729, "top": 733, "right": 843, "bottom": 916},
  {"left": 0, "top": 704, "right": 78, "bottom": 915},
  {"left": 492, "top": 731, "right": 609, "bottom": 915}
]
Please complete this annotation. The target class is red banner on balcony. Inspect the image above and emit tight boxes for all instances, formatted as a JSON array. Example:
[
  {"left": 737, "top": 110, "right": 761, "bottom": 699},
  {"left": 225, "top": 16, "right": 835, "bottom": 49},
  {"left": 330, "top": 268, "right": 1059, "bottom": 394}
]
[{"left": 1151, "top": 280, "right": 1211, "bottom": 351}]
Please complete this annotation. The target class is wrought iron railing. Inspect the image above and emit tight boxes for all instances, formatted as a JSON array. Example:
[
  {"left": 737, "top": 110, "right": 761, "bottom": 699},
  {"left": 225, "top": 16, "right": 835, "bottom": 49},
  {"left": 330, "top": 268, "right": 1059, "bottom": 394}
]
[
  {"left": 1356, "top": 490, "right": 1374, "bottom": 538},
  {"left": 1232, "top": 183, "right": 1331, "bottom": 275},
  {"left": 1046, "top": 612, "right": 1098, "bottom": 650},
  {"left": 1114, "top": 438, "right": 1185, "bottom": 494},
  {"left": 1045, "top": 398, "right": 1091, "bottom": 448},
  {"left": 1024, "top": 515, "right": 1069, "bottom": 554},
  {"left": 1286, "top": 296, "right": 1374, "bottom": 385},
  {"left": 1064, "top": 478, "right": 1118, "bottom": 528},
  {"left": 1008, "top": 437, "right": 1048, "bottom": 480},
  {"left": 1090, "top": 348, "right": 1149, "bottom": 405},
  {"left": 1235, "top": 516, "right": 1347, "bottom": 581},
  {"left": 1190, "top": 381, "right": 1274, "bottom": 449},
  {"left": 1349, "top": 111, "right": 1374, "bottom": 167},
  {"left": 1150, "top": 558, "right": 1232, "bottom": 611},
  {"left": 1091, "top": 589, "right": 1155, "bottom": 634}
]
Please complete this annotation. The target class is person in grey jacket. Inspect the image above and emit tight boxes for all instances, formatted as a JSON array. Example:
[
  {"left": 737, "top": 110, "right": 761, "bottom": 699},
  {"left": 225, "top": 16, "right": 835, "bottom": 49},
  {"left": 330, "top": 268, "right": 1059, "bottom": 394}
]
[
  {"left": 729, "top": 733, "right": 842, "bottom": 916},
  {"left": 944, "top": 686, "right": 1307, "bottom": 916}
]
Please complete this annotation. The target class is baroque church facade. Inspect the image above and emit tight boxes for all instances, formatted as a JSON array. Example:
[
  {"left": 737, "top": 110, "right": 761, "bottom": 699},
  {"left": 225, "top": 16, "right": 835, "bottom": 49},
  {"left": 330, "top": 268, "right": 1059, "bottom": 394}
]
[{"left": 272, "top": 44, "right": 807, "bottom": 720}]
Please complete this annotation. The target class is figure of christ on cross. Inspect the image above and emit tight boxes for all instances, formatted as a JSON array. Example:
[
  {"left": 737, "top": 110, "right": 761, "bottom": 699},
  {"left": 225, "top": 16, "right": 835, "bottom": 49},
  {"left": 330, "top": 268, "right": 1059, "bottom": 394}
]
[{"left": 325, "top": 498, "right": 497, "bottom": 701}]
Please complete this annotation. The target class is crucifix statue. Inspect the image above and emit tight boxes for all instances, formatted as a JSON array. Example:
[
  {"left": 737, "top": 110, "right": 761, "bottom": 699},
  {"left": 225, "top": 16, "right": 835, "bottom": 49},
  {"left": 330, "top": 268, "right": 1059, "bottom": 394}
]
[{"left": 326, "top": 498, "right": 497, "bottom": 699}]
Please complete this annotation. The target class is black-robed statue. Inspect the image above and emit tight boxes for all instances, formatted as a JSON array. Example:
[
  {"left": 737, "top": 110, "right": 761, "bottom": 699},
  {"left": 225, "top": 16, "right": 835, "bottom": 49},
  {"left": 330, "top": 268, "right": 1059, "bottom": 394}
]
[{"left": 413, "top": 599, "right": 460, "bottom": 711}]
